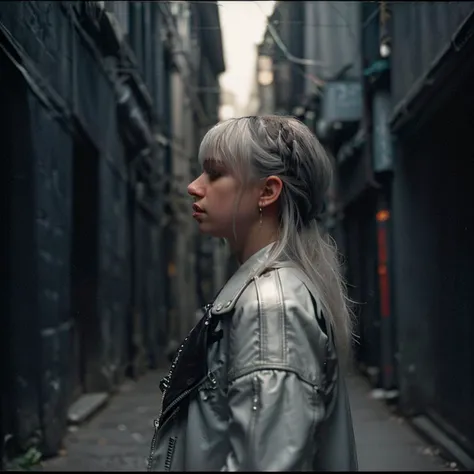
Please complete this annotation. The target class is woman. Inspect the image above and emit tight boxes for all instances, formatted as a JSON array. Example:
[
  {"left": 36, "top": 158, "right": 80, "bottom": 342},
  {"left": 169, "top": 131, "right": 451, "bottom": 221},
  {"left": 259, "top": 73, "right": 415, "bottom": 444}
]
[{"left": 148, "top": 115, "right": 358, "bottom": 471}]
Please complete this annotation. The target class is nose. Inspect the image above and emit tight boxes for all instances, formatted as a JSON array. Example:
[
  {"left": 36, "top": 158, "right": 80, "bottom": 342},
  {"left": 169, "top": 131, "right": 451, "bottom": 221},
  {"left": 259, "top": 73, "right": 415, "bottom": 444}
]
[{"left": 187, "top": 174, "right": 205, "bottom": 198}]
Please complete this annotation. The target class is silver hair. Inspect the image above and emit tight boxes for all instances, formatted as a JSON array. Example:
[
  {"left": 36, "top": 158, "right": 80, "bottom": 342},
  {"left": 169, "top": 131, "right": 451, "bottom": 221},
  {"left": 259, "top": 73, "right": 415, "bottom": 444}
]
[{"left": 198, "top": 115, "right": 355, "bottom": 365}]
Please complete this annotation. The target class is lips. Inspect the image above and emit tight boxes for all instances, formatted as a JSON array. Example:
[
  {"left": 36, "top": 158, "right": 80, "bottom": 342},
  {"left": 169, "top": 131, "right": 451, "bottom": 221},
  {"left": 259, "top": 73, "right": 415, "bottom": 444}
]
[{"left": 192, "top": 203, "right": 204, "bottom": 213}]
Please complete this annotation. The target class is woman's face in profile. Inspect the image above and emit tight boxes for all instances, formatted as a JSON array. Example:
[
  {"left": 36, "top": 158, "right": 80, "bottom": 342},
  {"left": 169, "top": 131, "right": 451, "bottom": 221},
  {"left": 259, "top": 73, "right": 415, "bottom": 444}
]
[{"left": 187, "top": 157, "right": 260, "bottom": 241}]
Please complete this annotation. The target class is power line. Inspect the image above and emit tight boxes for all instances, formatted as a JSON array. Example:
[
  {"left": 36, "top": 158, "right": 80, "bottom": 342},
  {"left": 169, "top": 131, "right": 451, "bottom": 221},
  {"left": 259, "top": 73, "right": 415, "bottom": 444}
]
[
  {"left": 183, "top": 0, "right": 359, "bottom": 72},
  {"left": 194, "top": 23, "right": 354, "bottom": 30},
  {"left": 176, "top": 1, "right": 360, "bottom": 96},
  {"left": 253, "top": 2, "right": 326, "bottom": 69},
  {"left": 250, "top": 1, "right": 325, "bottom": 91}
]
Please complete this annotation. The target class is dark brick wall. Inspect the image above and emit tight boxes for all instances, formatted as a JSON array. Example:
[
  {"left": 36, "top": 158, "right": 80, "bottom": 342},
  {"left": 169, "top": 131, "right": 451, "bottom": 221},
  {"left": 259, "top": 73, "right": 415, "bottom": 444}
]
[{"left": 0, "top": 0, "right": 130, "bottom": 457}]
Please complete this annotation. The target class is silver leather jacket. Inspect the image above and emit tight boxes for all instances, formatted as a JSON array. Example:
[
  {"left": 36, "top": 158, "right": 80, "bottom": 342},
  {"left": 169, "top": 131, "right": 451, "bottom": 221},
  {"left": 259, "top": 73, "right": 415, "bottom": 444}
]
[{"left": 148, "top": 245, "right": 358, "bottom": 471}]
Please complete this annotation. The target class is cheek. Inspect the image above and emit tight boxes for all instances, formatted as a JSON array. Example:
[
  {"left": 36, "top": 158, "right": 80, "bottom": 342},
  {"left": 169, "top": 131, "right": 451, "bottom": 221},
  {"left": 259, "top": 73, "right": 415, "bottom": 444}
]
[
  {"left": 227, "top": 196, "right": 258, "bottom": 231},
  {"left": 238, "top": 190, "right": 260, "bottom": 215},
  {"left": 208, "top": 180, "right": 258, "bottom": 226},
  {"left": 212, "top": 180, "right": 239, "bottom": 211}
]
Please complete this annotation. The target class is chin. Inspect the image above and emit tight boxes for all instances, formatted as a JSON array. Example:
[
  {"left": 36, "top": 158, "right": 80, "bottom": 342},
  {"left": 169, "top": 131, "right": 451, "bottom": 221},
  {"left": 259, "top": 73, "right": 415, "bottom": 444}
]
[
  {"left": 195, "top": 221, "right": 215, "bottom": 235},
  {"left": 196, "top": 223, "right": 227, "bottom": 239},
  {"left": 204, "top": 229, "right": 226, "bottom": 239}
]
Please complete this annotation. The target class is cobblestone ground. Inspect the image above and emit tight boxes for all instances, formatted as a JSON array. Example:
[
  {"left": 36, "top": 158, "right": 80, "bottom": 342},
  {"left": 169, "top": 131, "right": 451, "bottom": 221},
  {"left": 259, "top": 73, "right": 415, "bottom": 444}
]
[{"left": 39, "top": 370, "right": 457, "bottom": 471}]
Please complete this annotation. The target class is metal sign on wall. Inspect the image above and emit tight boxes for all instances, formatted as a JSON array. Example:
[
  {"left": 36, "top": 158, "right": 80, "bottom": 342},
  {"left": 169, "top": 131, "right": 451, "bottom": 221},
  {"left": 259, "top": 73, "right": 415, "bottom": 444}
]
[
  {"left": 373, "top": 90, "right": 393, "bottom": 173},
  {"left": 321, "top": 81, "right": 363, "bottom": 124}
]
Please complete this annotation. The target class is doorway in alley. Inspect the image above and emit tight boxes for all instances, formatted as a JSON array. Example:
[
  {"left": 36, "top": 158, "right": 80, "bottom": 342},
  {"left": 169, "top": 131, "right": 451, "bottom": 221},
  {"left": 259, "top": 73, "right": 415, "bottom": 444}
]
[
  {"left": 0, "top": 44, "right": 40, "bottom": 462},
  {"left": 70, "top": 135, "right": 100, "bottom": 401},
  {"left": 344, "top": 191, "right": 381, "bottom": 385},
  {"left": 0, "top": 45, "right": 14, "bottom": 466}
]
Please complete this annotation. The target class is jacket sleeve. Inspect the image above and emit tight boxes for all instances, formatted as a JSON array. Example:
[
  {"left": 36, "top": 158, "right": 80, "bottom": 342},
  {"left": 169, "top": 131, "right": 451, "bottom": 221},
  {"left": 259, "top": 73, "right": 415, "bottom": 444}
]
[
  {"left": 218, "top": 272, "right": 330, "bottom": 471},
  {"left": 220, "top": 368, "right": 325, "bottom": 471}
]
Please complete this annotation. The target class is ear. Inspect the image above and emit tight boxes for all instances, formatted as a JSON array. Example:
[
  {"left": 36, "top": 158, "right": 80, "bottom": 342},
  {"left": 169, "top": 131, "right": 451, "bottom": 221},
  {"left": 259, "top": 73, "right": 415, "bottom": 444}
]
[{"left": 259, "top": 175, "right": 283, "bottom": 208}]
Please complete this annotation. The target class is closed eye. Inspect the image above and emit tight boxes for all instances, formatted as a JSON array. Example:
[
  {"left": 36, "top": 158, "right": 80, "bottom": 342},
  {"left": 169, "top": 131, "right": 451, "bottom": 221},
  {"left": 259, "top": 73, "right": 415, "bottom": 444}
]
[
  {"left": 203, "top": 159, "right": 225, "bottom": 181},
  {"left": 206, "top": 169, "right": 222, "bottom": 180}
]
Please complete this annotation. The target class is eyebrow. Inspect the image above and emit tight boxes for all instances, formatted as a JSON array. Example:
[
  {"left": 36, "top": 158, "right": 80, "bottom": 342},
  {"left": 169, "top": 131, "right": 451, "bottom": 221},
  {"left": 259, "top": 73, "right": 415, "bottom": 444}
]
[{"left": 203, "top": 158, "right": 225, "bottom": 170}]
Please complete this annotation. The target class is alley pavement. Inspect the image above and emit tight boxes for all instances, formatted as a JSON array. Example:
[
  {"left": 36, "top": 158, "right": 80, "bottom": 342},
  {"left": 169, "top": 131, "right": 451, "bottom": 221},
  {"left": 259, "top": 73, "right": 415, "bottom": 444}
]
[{"left": 40, "top": 370, "right": 456, "bottom": 471}]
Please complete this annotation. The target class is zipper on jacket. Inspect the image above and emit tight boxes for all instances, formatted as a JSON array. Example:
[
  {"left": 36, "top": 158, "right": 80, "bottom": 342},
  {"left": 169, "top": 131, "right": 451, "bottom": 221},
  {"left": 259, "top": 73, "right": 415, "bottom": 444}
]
[
  {"left": 147, "top": 303, "right": 213, "bottom": 471},
  {"left": 160, "top": 372, "right": 209, "bottom": 422},
  {"left": 164, "top": 436, "right": 177, "bottom": 471},
  {"left": 147, "top": 371, "right": 211, "bottom": 471},
  {"left": 147, "top": 419, "right": 160, "bottom": 471},
  {"left": 147, "top": 407, "right": 182, "bottom": 471},
  {"left": 148, "top": 338, "right": 185, "bottom": 472},
  {"left": 159, "top": 304, "right": 213, "bottom": 423},
  {"left": 148, "top": 362, "right": 182, "bottom": 472}
]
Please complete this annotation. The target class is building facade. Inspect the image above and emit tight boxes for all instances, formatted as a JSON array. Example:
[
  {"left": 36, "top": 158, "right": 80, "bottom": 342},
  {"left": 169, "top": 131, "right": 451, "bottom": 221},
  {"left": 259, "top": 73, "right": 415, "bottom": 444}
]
[
  {"left": 257, "top": 1, "right": 474, "bottom": 468},
  {"left": 387, "top": 3, "right": 474, "bottom": 467},
  {"left": 0, "top": 0, "right": 225, "bottom": 464}
]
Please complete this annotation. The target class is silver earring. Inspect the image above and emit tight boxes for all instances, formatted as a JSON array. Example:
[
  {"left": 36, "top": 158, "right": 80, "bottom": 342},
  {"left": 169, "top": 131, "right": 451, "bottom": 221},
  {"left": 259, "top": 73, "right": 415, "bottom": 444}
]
[{"left": 259, "top": 206, "right": 263, "bottom": 226}]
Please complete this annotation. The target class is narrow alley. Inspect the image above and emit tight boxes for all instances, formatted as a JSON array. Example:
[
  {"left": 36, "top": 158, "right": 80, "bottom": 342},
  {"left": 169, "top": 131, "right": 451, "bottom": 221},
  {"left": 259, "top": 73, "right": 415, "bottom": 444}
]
[
  {"left": 2, "top": 1, "right": 473, "bottom": 471},
  {"left": 39, "top": 370, "right": 456, "bottom": 472}
]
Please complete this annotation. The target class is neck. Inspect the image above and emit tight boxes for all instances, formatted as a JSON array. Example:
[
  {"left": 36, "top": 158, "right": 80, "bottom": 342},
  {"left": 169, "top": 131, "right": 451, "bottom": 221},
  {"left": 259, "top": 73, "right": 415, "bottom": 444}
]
[{"left": 232, "top": 223, "right": 279, "bottom": 265}]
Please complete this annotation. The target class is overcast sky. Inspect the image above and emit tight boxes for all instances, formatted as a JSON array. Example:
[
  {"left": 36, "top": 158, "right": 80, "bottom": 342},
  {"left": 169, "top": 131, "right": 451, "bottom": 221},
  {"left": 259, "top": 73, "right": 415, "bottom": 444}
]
[{"left": 218, "top": 1, "right": 275, "bottom": 112}]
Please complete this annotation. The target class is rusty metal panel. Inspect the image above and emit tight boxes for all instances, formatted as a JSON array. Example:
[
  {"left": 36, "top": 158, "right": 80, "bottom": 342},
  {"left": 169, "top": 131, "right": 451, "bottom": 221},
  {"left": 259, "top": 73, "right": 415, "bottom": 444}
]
[{"left": 391, "top": 2, "right": 474, "bottom": 105}]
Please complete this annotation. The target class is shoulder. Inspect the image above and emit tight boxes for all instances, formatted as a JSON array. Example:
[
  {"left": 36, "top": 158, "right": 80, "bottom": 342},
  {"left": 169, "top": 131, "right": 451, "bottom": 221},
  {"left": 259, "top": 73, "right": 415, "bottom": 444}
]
[{"left": 225, "top": 267, "right": 330, "bottom": 384}]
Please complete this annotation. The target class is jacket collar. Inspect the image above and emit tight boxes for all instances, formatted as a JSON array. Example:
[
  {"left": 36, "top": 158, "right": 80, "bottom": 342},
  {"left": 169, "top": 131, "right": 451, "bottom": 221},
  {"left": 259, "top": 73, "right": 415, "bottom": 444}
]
[{"left": 211, "top": 242, "right": 276, "bottom": 315}]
